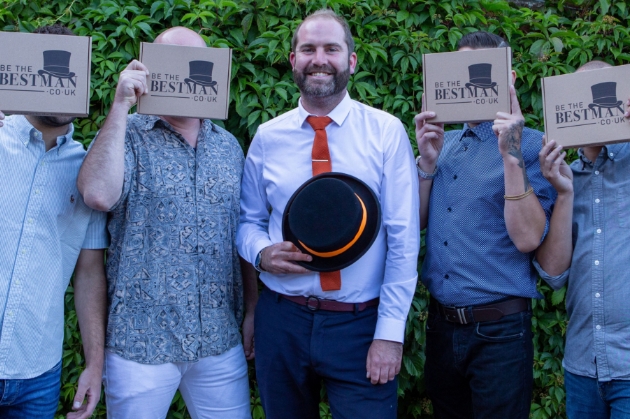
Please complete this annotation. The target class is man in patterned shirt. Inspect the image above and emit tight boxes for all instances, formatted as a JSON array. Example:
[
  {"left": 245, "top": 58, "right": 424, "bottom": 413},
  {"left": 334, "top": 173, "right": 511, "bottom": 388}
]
[
  {"left": 0, "top": 24, "right": 108, "bottom": 419},
  {"left": 78, "top": 27, "right": 256, "bottom": 418},
  {"left": 414, "top": 31, "right": 555, "bottom": 418}
]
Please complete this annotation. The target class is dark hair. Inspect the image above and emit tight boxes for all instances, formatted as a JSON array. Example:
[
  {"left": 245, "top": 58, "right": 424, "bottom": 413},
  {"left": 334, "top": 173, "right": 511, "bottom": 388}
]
[
  {"left": 291, "top": 9, "right": 355, "bottom": 54},
  {"left": 458, "top": 31, "right": 508, "bottom": 50},
  {"left": 33, "top": 24, "right": 74, "bottom": 36}
]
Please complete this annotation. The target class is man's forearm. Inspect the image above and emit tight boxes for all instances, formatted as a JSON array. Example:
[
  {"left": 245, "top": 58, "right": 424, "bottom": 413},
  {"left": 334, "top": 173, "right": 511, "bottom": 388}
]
[
  {"left": 419, "top": 177, "right": 432, "bottom": 230},
  {"left": 240, "top": 257, "right": 258, "bottom": 314},
  {"left": 78, "top": 102, "right": 130, "bottom": 211},
  {"left": 535, "top": 192, "right": 573, "bottom": 276},
  {"left": 73, "top": 249, "right": 107, "bottom": 370},
  {"left": 503, "top": 156, "right": 546, "bottom": 253}
]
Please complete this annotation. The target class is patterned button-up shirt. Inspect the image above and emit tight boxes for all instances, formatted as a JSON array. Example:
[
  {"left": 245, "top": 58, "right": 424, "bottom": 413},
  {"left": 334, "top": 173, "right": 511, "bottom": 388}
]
[
  {"left": 422, "top": 122, "right": 556, "bottom": 306},
  {"left": 0, "top": 115, "right": 108, "bottom": 379},
  {"left": 534, "top": 142, "right": 630, "bottom": 381},
  {"left": 104, "top": 114, "right": 244, "bottom": 364}
]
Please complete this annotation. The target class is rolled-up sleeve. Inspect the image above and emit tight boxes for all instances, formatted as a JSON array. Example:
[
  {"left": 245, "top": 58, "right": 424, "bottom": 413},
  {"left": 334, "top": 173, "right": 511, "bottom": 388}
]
[
  {"left": 374, "top": 118, "right": 420, "bottom": 343},
  {"left": 237, "top": 130, "right": 274, "bottom": 264},
  {"left": 532, "top": 257, "right": 569, "bottom": 290}
]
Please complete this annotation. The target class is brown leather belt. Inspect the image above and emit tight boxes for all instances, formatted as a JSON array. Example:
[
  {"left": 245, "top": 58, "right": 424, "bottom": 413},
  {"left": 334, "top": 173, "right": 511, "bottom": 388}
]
[
  {"left": 431, "top": 297, "right": 529, "bottom": 324},
  {"left": 276, "top": 292, "right": 379, "bottom": 312}
]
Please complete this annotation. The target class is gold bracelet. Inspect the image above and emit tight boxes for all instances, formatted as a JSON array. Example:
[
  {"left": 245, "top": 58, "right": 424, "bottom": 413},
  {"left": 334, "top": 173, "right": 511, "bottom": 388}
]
[{"left": 504, "top": 187, "right": 534, "bottom": 200}]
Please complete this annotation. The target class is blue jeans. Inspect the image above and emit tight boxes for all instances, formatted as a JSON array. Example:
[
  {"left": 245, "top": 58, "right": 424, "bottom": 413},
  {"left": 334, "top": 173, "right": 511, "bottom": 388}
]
[
  {"left": 565, "top": 370, "right": 630, "bottom": 419},
  {"left": 425, "top": 299, "right": 533, "bottom": 419},
  {"left": 0, "top": 361, "right": 61, "bottom": 419},
  {"left": 255, "top": 287, "right": 397, "bottom": 419}
]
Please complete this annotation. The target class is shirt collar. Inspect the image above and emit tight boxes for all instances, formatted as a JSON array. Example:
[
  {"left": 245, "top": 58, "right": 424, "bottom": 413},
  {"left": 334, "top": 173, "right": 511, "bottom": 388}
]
[
  {"left": 15, "top": 115, "right": 74, "bottom": 153},
  {"left": 459, "top": 121, "right": 494, "bottom": 142},
  {"left": 297, "top": 91, "right": 352, "bottom": 128},
  {"left": 140, "top": 114, "right": 216, "bottom": 134},
  {"left": 578, "top": 142, "right": 624, "bottom": 167}
]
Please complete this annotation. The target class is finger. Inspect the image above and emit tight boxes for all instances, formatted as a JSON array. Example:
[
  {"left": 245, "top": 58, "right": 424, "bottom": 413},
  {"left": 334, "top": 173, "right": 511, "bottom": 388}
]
[
  {"left": 84, "top": 389, "right": 99, "bottom": 418},
  {"left": 72, "top": 385, "right": 87, "bottom": 412},
  {"left": 539, "top": 140, "right": 555, "bottom": 160},
  {"left": 127, "top": 59, "right": 149, "bottom": 75},
  {"left": 420, "top": 123, "right": 444, "bottom": 135},
  {"left": 554, "top": 151, "right": 567, "bottom": 165},
  {"left": 414, "top": 111, "right": 435, "bottom": 130},
  {"left": 369, "top": 364, "right": 380, "bottom": 385},
  {"left": 283, "top": 251, "right": 312, "bottom": 263},
  {"left": 276, "top": 261, "right": 311, "bottom": 274},
  {"left": 0, "top": 111, "right": 4, "bottom": 119},
  {"left": 379, "top": 366, "right": 390, "bottom": 384},
  {"left": 494, "top": 112, "right": 512, "bottom": 121},
  {"left": 510, "top": 84, "right": 522, "bottom": 115}
]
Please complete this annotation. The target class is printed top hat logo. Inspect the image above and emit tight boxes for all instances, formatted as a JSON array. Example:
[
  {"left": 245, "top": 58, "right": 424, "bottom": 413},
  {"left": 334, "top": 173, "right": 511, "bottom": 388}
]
[
  {"left": 465, "top": 63, "right": 496, "bottom": 89},
  {"left": 589, "top": 82, "right": 622, "bottom": 110},
  {"left": 184, "top": 60, "right": 218, "bottom": 87},
  {"left": 38, "top": 50, "right": 75, "bottom": 79},
  {"left": 282, "top": 172, "right": 381, "bottom": 272}
]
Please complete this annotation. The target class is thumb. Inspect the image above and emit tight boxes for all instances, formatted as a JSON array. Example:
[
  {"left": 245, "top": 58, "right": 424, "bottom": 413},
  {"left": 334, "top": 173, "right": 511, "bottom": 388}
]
[
  {"left": 510, "top": 85, "right": 522, "bottom": 116},
  {"left": 73, "top": 382, "right": 87, "bottom": 410}
]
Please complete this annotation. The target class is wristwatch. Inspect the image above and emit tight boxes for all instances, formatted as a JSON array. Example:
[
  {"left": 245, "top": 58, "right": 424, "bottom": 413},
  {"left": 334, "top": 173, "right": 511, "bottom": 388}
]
[
  {"left": 416, "top": 155, "right": 438, "bottom": 180},
  {"left": 254, "top": 249, "right": 265, "bottom": 272}
]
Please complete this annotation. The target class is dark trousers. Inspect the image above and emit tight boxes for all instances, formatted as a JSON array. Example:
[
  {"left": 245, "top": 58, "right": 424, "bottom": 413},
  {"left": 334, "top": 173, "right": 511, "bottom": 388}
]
[
  {"left": 565, "top": 370, "right": 630, "bottom": 419},
  {"left": 255, "top": 287, "right": 397, "bottom": 419},
  {"left": 425, "top": 301, "right": 533, "bottom": 419}
]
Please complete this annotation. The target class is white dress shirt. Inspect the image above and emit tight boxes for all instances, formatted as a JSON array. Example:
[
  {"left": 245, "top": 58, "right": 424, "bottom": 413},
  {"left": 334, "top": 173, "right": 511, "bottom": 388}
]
[
  {"left": 0, "top": 115, "right": 108, "bottom": 379},
  {"left": 237, "top": 92, "right": 420, "bottom": 342}
]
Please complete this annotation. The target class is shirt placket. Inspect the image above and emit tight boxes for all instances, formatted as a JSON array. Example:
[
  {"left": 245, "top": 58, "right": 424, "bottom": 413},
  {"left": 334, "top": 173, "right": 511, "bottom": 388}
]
[
  {"left": 591, "top": 157, "right": 609, "bottom": 380},
  {"left": 0, "top": 146, "right": 49, "bottom": 372}
]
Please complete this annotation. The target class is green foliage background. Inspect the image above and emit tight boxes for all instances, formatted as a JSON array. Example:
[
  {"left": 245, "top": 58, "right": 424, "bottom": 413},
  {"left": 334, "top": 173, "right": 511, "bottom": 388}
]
[{"left": 2, "top": 0, "right": 627, "bottom": 417}]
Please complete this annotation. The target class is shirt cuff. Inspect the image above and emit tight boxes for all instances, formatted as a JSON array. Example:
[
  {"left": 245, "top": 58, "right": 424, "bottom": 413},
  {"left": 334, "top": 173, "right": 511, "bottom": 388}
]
[
  {"left": 532, "top": 257, "right": 569, "bottom": 290},
  {"left": 374, "top": 316, "right": 406, "bottom": 343},
  {"left": 248, "top": 238, "right": 274, "bottom": 264}
]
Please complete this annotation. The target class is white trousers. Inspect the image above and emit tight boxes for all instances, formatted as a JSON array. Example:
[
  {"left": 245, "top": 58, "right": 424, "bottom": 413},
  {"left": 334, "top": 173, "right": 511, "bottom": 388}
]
[{"left": 103, "top": 345, "right": 251, "bottom": 419}]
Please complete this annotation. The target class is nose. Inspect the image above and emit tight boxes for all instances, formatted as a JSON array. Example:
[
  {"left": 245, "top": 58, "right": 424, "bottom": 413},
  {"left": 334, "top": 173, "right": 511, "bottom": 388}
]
[{"left": 312, "top": 47, "right": 327, "bottom": 66}]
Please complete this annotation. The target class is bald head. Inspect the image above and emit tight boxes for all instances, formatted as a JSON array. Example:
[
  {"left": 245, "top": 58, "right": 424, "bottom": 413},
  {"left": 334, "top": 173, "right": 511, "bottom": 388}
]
[
  {"left": 576, "top": 60, "right": 612, "bottom": 73},
  {"left": 154, "top": 27, "right": 206, "bottom": 48}
]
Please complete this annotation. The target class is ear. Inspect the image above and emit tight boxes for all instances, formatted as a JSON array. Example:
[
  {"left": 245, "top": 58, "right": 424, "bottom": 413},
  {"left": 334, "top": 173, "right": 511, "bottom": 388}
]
[
  {"left": 511, "top": 69, "right": 516, "bottom": 85},
  {"left": 349, "top": 52, "right": 357, "bottom": 75},
  {"left": 290, "top": 51, "right": 296, "bottom": 70}
]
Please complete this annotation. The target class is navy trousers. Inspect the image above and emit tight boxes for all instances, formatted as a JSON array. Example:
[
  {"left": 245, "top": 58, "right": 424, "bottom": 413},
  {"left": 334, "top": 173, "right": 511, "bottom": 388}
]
[
  {"left": 255, "top": 287, "right": 397, "bottom": 419},
  {"left": 425, "top": 300, "right": 533, "bottom": 419}
]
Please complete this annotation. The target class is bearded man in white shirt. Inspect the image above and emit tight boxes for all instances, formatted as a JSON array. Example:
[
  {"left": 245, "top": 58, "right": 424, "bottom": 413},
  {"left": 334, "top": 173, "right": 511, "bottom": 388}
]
[{"left": 237, "top": 9, "right": 420, "bottom": 419}]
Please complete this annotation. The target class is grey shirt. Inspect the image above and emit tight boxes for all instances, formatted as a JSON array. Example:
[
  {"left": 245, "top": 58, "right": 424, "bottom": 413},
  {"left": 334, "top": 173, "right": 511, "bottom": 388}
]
[
  {"left": 105, "top": 114, "right": 244, "bottom": 364},
  {"left": 533, "top": 142, "right": 630, "bottom": 381}
]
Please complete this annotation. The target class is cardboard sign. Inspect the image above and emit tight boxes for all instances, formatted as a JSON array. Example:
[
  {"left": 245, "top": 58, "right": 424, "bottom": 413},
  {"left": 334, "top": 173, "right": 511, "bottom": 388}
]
[
  {"left": 422, "top": 48, "right": 512, "bottom": 124},
  {"left": 542, "top": 65, "right": 630, "bottom": 148},
  {"left": 0, "top": 32, "right": 91, "bottom": 116},
  {"left": 137, "top": 43, "right": 232, "bottom": 120}
]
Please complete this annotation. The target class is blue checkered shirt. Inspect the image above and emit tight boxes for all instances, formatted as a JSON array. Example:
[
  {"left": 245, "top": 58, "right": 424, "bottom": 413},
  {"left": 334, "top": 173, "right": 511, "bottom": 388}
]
[{"left": 422, "top": 122, "right": 556, "bottom": 307}]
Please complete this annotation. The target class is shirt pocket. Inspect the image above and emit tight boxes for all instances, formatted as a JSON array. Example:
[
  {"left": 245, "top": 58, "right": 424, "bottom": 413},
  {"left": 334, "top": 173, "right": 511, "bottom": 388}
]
[{"left": 617, "top": 186, "right": 630, "bottom": 228}]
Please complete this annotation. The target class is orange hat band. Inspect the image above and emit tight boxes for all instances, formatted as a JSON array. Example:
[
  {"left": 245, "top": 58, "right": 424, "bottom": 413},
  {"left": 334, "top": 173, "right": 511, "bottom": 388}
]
[{"left": 299, "top": 194, "right": 367, "bottom": 258}]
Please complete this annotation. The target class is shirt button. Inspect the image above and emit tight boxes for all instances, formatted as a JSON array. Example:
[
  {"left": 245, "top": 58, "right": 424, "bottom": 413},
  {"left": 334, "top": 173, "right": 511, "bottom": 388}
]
[
  {"left": 596, "top": 325, "right": 601, "bottom": 330},
  {"left": 35, "top": 189, "right": 40, "bottom": 194},
  {"left": 595, "top": 293, "right": 600, "bottom": 298},
  {"left": 595, "top": 198, "right": 600, "bottom": 203},
  {"left": 453, "top": 175, "right": 457, "bottom": 180},
  {"left": 596, "top": 229, "right": 602, "bottom": 234},
  {"left": 444, "top": 241, "right": 448, "bottom": 246},
  {"left": 609, "top": 152, "right": 614, "bottom": 157},
  {"left": 21, "top": 250, "right": 26, "bottom": 254},
  {"left": 447, "top": 207, "right": 452, "bottom": 212},
  {"left": 594, "top": 170, "right": 599, "bottom": 175},
  {"left": 594, "top": 260, "right": 600, "bottom": 265},
  {"left": 8, "top": 311, "right": 12, "bottom": 316},
  {"left": 28, "top": 218, "right": 33, "bottom": 223},
  {"left": 444, "top": 274, "right": 449, "bottom": 279}
]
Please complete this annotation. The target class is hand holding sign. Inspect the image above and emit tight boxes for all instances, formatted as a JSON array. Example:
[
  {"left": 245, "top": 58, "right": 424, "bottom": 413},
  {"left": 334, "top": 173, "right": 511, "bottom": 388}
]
[
  {"left": 414, "top": 96, "right": 445, "bottom": 173},
  {"left": 114, "top": 60, "right": 149, "bottom": 109},
  {"left": 493, "top": 85, "right": 525, "bottom": 158},
  {"left": 0, "top": 111, "right": 4, "bottom": 128},
  {"left": 539, "top": 138, "right": 573, "bottom": 195}
]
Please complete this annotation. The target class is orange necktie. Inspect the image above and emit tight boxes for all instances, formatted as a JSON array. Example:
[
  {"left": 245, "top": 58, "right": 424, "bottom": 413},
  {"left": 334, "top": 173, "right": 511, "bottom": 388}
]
[{"left": 306, "top": 116, "right": 341, "bottom": 291}]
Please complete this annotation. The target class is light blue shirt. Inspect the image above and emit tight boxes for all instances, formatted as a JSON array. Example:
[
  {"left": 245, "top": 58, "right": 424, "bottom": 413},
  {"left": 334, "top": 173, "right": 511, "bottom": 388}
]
[
  {"left": 238, "top": 93, "right": 420, "bottom": 343},
  {"left": 0, "top": 115, "right": 108, "bottom": 379},
  {"left": 534, "top": 142, "right": 630, "bottom": 382}
]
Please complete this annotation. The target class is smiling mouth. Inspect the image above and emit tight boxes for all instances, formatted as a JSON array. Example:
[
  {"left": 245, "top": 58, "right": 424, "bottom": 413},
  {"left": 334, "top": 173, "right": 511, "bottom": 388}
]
[{"left": 308, "top": 72, "right": 332, "bottom": 77}]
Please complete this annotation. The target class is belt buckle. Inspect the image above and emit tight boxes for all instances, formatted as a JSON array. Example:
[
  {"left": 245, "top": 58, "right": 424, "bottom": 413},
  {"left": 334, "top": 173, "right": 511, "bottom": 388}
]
[
  {"left": 456, "top": 307, "right": 468, "bottom": 325},
  {"left": 306, "top": 296, "right": 321, "bottom": 311}
]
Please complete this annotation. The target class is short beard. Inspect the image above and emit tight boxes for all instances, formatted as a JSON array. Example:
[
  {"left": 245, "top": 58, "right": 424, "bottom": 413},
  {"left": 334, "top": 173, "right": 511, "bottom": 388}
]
[
  {"left": 294, "top": 64, "right": 351, "bottom": 98},
  {"left": 31, "top": 115, "right": 76, "bottom": 128}
]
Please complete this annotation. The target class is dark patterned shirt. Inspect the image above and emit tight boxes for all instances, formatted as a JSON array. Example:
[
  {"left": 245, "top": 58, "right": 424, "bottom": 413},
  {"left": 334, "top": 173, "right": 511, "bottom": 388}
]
[{"left": 104, "top": 114, "right": 244, "bottom": 364}]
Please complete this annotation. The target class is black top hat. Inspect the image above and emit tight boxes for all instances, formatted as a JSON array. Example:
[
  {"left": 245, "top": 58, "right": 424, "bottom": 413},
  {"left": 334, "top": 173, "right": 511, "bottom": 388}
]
[
  {"left": 589, "top": 82, "right": 623, "bottom": 109},
  {"left": 184, "top": 60, "right": 217, "bottom": 87},
  {"left": 465, "top": 63, "right": 496, "bottom": 89},
  {"left": 37, "top": 50, "right": 75, "bottom": 78},
  {"left": 282, "top": 173, "right": 381, "bottom": 272}
]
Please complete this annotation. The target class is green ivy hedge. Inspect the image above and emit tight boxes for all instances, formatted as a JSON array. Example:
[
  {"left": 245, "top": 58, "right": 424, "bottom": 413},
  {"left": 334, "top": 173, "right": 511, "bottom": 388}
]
[{"left": 3, "top": 0, "right": 627, "bottom": 417}]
